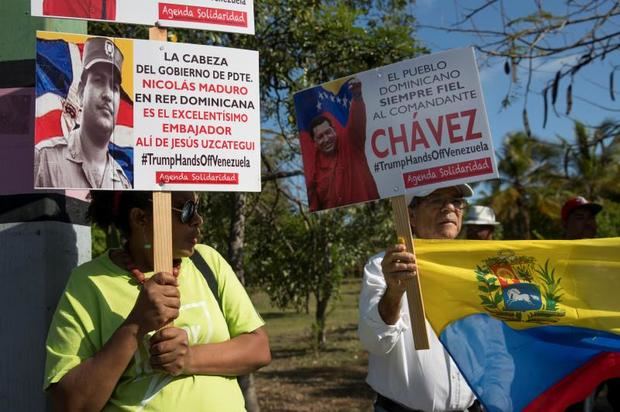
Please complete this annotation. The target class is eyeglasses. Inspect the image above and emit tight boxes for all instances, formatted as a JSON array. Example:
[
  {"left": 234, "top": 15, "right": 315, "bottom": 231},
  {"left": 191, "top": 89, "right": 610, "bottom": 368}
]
[
  {"left": 420, "top": 196, "right": 468, "bottom": 210},
  {"left": 171, "top": 200, "right": 199, "bottom": 224}
]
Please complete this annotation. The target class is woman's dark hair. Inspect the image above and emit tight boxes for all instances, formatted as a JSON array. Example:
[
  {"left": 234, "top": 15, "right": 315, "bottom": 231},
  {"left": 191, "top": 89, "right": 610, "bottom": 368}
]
[{"left": 88, "top": 191, "right": 151, "bottom": 236}]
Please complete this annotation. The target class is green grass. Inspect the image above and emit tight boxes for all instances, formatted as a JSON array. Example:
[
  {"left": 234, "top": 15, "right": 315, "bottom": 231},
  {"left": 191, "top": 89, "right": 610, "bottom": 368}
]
[
  {"left": 250, "top": 278, "right": 374, "bottom": 412},
  {"left": 250, "top": 278, "right": 365, "bottom": 364}
]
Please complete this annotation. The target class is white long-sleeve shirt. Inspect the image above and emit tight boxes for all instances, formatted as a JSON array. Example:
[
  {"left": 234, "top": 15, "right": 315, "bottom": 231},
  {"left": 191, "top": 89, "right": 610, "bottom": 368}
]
[{"left": 358, "top": 252, "right": 476, "bottom": 412}]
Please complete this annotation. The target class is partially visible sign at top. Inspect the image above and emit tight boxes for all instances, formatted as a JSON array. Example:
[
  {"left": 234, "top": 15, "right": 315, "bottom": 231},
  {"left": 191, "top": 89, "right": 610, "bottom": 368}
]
[{"left": 31, "top": 0, "right": 255, "bottom": 35}]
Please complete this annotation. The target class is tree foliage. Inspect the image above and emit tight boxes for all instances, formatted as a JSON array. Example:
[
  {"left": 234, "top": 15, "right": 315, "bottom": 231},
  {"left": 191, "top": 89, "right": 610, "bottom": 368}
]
[
  {"left": 485, "top": 120, "right": 620, "bottom": 239},
  {"left": 244, "top": 199, "right": 394, "bottom": 346},
  {"left": 419, "top": 0, "right": 620, "bottom": 133},
  {"left": 486, "top": 132, "right": 561, "bottom": 239},
  {"left": 556, "top": 120, "right": 620, "bottom": 201}
]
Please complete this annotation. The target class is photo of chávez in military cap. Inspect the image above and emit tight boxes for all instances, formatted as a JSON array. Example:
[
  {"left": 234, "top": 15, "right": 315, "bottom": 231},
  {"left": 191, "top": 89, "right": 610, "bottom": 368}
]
[{"left": 35, "top": 35, "right": 133, "bottom": 189}]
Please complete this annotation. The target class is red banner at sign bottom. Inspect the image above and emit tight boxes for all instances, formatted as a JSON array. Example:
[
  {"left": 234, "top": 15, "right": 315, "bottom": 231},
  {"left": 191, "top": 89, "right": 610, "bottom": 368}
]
[
  {"left": 403, "top": 157, "right": 493, "bottom": 189},
  {"left": 156, "top": 171, "right": 239, "bottom": 185},
  {"left": 159, "top": 3, "right": 248, "bottom": 28}
]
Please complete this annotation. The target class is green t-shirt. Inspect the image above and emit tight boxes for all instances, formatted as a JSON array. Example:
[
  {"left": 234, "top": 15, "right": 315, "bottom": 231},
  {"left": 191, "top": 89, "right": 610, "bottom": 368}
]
[{"left": 44, "top": 244, "right": 264, "bottom": 411}]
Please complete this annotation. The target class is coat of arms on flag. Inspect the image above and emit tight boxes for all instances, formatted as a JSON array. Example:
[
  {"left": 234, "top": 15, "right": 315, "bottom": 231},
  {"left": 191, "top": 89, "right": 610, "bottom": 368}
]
[{"left": 475, "top": 250, "right": 565, "bottom": 323}]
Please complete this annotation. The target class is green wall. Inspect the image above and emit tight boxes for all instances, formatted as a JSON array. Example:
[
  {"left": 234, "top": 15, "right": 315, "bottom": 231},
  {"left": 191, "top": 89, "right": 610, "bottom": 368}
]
[{"left": 0, "top": 0, "right": 86, "bottom": 62}]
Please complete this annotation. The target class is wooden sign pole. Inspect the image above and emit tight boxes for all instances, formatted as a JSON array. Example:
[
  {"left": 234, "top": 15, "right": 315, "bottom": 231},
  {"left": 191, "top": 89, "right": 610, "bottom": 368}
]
[
  {"left": 390, "top": 195, "right": 430, "bottom": 350},
  {"left": 148, "top": 27, "right": 173, "bottom": 276}
]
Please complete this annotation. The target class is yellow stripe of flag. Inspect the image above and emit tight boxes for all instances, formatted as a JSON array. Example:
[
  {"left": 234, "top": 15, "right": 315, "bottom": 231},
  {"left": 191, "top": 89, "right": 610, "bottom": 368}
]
[{"left": 415, "top": 238, "right": 620, "bottom": 335}]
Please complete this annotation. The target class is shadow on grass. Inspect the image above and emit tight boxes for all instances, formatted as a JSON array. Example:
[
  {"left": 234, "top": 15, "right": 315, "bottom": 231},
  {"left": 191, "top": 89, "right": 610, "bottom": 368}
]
[
  {"left": 328, "top": 324, "right": 358, "bottom": 336},
  {"left": 262, "top": 312, "right": 294, "bottom": 320},
  {"left": 272, "top": 348, "right": 311, "bottom": 360},
  {"left": 339, "top": 288, "right": 361, "bottom": 297},
  {"left": 259, "top": 365, "right": 375, "bottom": 400}
]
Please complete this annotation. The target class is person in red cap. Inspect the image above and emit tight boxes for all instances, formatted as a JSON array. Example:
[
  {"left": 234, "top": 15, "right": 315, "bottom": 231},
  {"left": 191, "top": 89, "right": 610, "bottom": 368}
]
[
  {"left": 43, "top": 0, "right": 116, "bottom": 20},
  {"left": 561, "top": 196, "right": 603, "bottom": 240},
  {"left": 562, "top": 196, "right": 619, "bottom": 412}
]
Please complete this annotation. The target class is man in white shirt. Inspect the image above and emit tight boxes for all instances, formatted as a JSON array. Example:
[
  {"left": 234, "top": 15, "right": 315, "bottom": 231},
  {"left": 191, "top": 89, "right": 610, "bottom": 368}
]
[{"left": 358, "top": 184, "right": 482, "bottom": 412}]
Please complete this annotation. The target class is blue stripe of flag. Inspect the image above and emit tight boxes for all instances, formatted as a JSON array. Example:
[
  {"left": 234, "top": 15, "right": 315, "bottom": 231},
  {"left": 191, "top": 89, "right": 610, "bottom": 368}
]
[
  {"left": 36, "top": 39, "right": 74, "bottom": 99},
  {"left": 109, "top": 143, "right": 133, "bottom": 184},
  {"left": 294, "top": 79, "right": 353, "bottom": 132},
  {"left": 441, "top": 313, "right": 620, "bottom": 412}
]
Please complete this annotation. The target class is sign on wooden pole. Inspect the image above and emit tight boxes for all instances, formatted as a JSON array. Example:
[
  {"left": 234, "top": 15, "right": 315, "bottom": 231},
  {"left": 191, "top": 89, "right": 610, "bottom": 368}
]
[
  {"left": 293, "top": 48, "right": 500, "bottom": 350},
  {"left": 34, "top": 31, "right": 261, "bottom": 191},
  {"left": 391, "top": 195, "right": 429, "bottom": 350},
  {"left": 149, "top": 27, "right": 173, "bottom": 277}
]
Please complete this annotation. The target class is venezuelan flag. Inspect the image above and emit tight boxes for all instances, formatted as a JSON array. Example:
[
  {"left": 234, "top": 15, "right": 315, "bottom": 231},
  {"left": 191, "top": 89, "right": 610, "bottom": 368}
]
[{"left": 416, "top": 238, "right": 620, "bottom": 412}]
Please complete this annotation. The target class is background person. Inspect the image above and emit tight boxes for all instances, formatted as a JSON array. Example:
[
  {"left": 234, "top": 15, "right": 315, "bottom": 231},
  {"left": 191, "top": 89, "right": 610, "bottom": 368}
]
[
  {"left": 464, "top": 205, "right": 500, "bottom": 240},
  {"left": 35, "top": 37, "right": 131, "bottom": 189},
  {"left": 359, "top": 184, "right": 491, "bottom": 412},
  {"left": 562, "top": 195, "right": 617, "bottom": 412},
  {"left": 561, "top": 196, "right": 602, "bottom": 240},
  {"left": 307, "top": 78, "right": 379, "bottom": 210},
  {"left": 44, "top": 191, "right": 270, "bottom": 411}
]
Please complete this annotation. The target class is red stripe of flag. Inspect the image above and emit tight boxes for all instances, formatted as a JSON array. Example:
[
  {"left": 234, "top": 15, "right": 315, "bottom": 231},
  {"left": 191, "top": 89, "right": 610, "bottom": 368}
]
[
  {"left": 117, "top": 93, "right": 133, "bottom": 127},
  {"left": 35, "top": 110, "right": 63, "bottom": 144},
  {"left": 525, "top": 352, "right": 620, "bottom": 412}
]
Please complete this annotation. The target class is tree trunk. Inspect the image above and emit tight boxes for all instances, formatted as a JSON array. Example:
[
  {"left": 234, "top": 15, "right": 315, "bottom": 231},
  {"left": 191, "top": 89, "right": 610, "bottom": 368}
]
[
  {"left": 227, "top": 193, "right": 260, "bottom": 412},
  {"left": 522, "top": 209, "right": 531, "bottom": 240},
  {"left": 315, "top": 292, "right": 330, "bottom": 348},
  {"left": 516, "top": 189, "right": 531, "bottom": 240},
  {"left": 237, "top": 374, "right": 260, "bottom": 412},
  {"left": 314, "top": 239, "right": 332, "bottom": 349},
  {"left": 228, "top": 193, "right": 246, "bottom": 284}
]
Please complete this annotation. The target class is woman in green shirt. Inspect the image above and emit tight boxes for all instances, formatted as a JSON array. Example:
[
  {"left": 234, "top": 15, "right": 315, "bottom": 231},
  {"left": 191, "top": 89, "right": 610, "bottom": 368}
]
[{"left": 44, "top": 191, "right": 270, "bottom": 411}]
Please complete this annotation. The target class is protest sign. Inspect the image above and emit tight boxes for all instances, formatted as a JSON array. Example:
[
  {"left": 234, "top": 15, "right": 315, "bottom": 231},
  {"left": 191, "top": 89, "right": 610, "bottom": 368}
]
[
  {"left": 34, "top": 31, "right": 260, "bottom": 191},
  {"left": 294, "top": 47, "right": 497, "bottom": 212},
  {"left": 31, "top": 0, "right": 255, "bottom": 35}
]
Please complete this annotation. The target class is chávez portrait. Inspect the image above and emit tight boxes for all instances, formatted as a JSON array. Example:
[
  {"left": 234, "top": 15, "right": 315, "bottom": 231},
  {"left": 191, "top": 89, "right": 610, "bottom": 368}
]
[
  {"left": 35, "top": 36, "right": 133, "bottom": 189},
  {"left": 294, "top": 78, "right": 379, "bottom": 211}
]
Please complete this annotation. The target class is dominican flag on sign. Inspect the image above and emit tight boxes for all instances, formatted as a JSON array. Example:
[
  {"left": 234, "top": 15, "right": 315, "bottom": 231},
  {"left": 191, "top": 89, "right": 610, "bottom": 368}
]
[{"left": 35, "top": 37, "right": 134, "bottom": 184}]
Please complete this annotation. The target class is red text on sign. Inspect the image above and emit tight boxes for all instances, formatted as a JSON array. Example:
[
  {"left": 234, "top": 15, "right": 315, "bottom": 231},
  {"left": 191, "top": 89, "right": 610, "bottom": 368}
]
[{"left": 371, "top": 109, "right": 483, "bottom": 159}]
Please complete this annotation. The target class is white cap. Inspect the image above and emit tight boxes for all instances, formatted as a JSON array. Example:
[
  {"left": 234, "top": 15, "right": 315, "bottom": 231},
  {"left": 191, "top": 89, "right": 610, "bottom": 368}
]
[
  {"left": 463, "top": 205, "right": 500, "bottom": 225},
  {"left": 405, "top": 183, "right": 474, "bottom": 207}
]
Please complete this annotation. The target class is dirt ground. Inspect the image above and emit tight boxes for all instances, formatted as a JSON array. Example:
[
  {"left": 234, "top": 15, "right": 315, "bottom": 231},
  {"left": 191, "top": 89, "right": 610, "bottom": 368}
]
[
  {"left": 254, "top": 329, "right": 374, "bottom": 412},
  {"left": 251, "top": 281, "right": 375, "bottom": 411}
]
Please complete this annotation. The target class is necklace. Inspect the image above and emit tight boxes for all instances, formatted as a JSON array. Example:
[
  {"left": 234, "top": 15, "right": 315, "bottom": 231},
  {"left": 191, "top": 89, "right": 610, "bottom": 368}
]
[{"left": 115, "top": 249, "right": 181, "bottom": 285}]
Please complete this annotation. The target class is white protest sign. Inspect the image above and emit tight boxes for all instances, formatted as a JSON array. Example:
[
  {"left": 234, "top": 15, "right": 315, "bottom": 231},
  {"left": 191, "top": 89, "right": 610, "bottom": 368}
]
[
  {"left": 31, "top": 0, "right": 255, "bottom": 35},
  {"left": 34, "top": 31, "right": 260, "bottom": 191},
  {"left": 294, "top": 47, "right": 497, "bottom": 211},
  {"left": 133, "top": 40, "right": 260, "bottom": 191}
]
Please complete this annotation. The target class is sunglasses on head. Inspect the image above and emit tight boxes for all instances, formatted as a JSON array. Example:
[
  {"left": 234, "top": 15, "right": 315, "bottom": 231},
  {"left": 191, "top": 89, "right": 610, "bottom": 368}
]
[{"left": 171, "top": 200, "right": 199, "bottom": 224}]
